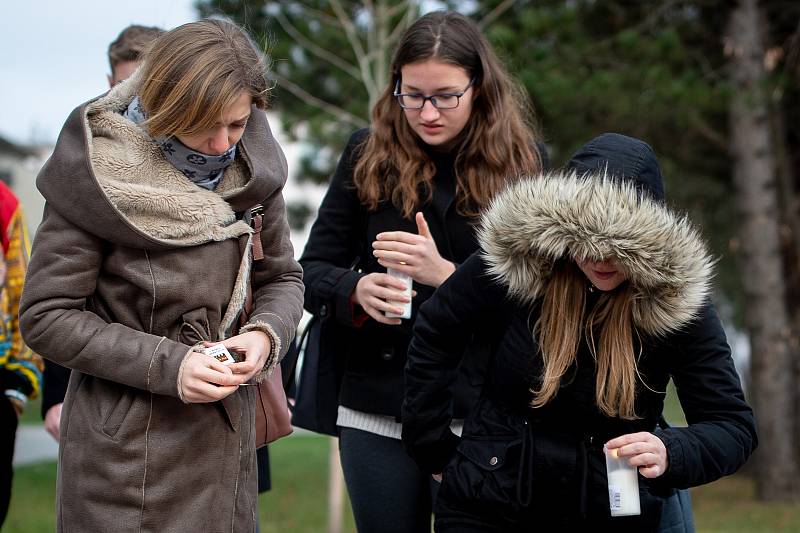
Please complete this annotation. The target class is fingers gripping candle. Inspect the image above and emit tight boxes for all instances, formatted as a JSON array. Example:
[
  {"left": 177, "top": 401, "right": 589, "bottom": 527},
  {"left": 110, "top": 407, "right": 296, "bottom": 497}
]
[{"left": 604, "top": 446, "right": 641, "bottom": 517}]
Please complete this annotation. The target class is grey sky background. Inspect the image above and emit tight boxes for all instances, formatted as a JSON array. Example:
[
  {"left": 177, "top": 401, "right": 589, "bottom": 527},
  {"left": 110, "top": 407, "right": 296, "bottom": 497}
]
[{"left": 1, "top": 0, "right": 197, "bottom": 146}]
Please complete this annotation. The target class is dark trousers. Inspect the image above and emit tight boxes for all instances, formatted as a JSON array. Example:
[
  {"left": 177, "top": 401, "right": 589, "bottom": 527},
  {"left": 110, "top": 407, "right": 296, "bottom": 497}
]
[
  {"left": 339, "top": 427, "right": 438, "bottom": 533},
  {"left": 0, "top": 396, "right": 18, "bottom": 527}
]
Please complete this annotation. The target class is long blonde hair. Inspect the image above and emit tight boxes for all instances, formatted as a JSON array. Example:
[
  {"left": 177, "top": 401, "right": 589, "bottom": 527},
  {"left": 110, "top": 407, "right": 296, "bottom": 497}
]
[
  {"left": 138, "top": 19, "right": 270, "bottom": 139},
  {"left": 533, "top": 261, "right": 640, "bottom": 419},
  {"left": 353, "top": 11, "right": 543, "bottom": 219}
]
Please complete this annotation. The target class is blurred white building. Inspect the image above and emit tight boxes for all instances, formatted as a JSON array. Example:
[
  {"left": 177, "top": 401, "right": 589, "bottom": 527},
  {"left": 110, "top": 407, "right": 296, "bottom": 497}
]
[{"left": 0, "top": 135, "right": 49, "bottom": 234}]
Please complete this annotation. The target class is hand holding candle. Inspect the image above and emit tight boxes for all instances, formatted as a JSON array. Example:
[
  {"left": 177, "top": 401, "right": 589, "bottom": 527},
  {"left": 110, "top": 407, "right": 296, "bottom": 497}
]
[{"left": 605, "top": 431, "right": 669, "bottom": 479}]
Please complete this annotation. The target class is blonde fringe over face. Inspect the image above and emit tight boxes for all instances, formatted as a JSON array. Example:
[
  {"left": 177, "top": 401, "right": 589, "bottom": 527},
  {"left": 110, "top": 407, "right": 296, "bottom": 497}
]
[
  {"left": 533, "top": 262, "right": 640, "bottom": 419},
  {"left": 352, "top": 12, "right": 542, "bottom": 219},
  {"left": 138, "top": 19, "right": 270, "bottom": 140}
]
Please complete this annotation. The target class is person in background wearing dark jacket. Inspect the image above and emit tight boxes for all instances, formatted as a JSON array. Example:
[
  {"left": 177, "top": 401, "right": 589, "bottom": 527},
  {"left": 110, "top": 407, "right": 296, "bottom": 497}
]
[
  {"left": 402, "top": 133, "right": 757, "bottom": 532},
  {"left": 299, "top": 10, "right": 546, "bottom": 533},
  {"left": 20, "top": 19, "right": 303, "bottom": 532},
  {"left": 42, "top": 23, "right": 165, "bottom": 443}
]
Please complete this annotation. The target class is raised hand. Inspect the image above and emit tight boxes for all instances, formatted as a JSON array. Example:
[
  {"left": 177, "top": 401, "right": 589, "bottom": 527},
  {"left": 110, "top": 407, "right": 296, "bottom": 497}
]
[{"left": 372, "top": 212, "right": 455, "bottom": 288}]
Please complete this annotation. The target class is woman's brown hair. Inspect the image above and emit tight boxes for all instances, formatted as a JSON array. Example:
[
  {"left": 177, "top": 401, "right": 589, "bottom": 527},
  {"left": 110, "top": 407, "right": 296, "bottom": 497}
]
[
  {"left": 533, "top": 260, "right": 641, "bottom": 419},
  {"left": 138, "top": 19, "right": 270, "bottom": 139},
  {"left": 353, "top": 11, "right": 543, "bottom": 219}
]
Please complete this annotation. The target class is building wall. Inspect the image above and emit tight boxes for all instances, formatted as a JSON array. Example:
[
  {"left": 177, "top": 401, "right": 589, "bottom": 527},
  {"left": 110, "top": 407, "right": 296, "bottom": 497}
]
[{"left": 0, "top": 151, "right": 47, "bottom": 236}]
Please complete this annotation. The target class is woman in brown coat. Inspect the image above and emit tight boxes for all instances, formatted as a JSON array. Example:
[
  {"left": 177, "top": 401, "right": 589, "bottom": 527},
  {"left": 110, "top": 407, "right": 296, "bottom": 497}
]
[{"left": 19, "top": 20, "right": 303, "bottom": 532}]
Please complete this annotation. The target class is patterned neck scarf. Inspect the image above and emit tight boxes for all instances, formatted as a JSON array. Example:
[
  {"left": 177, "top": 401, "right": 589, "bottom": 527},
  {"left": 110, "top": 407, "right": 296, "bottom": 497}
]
[{"left": 123, "top": 96, "right": 236, "bottom": 190}]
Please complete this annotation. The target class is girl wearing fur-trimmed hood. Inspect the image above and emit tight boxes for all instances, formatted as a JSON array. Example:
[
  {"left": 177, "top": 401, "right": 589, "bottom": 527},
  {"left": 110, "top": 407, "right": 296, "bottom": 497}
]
[
  {"left": 19, "top": 20, "right": 303, "bottom": 532},
  {"left": 402, "top": 133, "right": 756, "bottom": 531}
]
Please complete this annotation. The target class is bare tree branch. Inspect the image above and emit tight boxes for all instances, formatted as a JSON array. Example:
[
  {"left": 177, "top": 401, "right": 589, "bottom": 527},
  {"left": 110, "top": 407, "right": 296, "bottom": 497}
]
[
  {"left": 273, "top": 72, "right": 369, "bottom": 128},
  {"left": 366, "top": 0, "right": 378, "bottom": 69},
  {"left": 373, "top": 0, "right": 389, "bottom": 108},
  {"left": 294, "top": 1, "right": 340, "bottom": 27},
  {"left": 329, "top": 0, "right": 379, "bottom": 98},
  {"left": 478, "top": 0, "right": 518, "bottom": 30},
  {"left": 274, "top": 9, "right": 362, "bottom": 81},
  {"left": 387, "top": 2, "right": 416, "bottom": 46},
  {"left": 689, "top": 112, "right": 730, "bottom": 154},
  {"left": 386, "top": 0, "right": 411, "bottom": 19}
]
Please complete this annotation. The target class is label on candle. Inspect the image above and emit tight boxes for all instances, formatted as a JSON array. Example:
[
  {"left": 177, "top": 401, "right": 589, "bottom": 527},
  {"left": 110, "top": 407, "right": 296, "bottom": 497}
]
[{"left": 608, "top": 485, "right": 622, "bottom": 511}]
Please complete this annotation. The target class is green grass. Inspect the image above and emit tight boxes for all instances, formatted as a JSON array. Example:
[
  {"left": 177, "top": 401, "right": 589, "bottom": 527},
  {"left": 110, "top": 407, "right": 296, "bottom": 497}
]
[
  {"left": 692, "top": 476, "right": 800, "bottom": 532},
  {"left": 4, "top": 461, "right": 57, "bottom": 532},
  {"left": 6, "top": 433, "right": 799, "bottom": 532},
  {"left": 18, "top": 395, "right": 42, "bottom": 426},
  {"left": 663, "top": 379, "right": 687, "bottom": 427},
  {"left": 260, "top": 436, "right": 356, "bottom": 533}
]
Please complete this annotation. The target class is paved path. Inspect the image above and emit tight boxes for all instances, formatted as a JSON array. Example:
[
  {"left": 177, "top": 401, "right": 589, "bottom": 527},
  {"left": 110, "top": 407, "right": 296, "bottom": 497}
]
[
  {"left": 14, "top": 425, "right": 59, "bottom": 466},
  {"left": 13, "top": 424, "right": 317, "bottom": 467}
]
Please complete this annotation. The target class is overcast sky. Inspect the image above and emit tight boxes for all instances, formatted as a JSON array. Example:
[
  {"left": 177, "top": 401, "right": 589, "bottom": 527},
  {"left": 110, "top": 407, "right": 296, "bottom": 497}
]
[{"left": 1, "top": 0, "right": 198, "bottom": 145}]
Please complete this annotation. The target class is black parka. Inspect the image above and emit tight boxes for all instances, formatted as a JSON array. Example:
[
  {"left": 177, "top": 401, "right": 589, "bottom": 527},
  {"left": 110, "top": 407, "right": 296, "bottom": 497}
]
[{"left": 402, "top": 148, "right": 757, "bottom": 532}]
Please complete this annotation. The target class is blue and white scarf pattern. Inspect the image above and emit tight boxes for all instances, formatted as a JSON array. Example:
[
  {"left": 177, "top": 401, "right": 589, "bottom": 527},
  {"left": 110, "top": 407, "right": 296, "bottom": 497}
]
[{"left": 123, "top": 96, "right": 236, "bottom": 190}]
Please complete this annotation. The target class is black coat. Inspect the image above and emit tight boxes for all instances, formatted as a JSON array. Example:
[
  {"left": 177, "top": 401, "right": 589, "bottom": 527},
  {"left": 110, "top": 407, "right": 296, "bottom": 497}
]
[
  {"left": 300, "top": 129, "right": 543, "bottom": 418},
  {"left": 402, "top": 169, "right": 757, "bottom": 531}
]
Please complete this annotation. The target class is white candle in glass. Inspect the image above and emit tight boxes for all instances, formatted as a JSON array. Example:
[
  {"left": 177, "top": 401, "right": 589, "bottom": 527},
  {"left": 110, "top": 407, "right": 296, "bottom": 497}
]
[
  {"left": 604, "top": 446, "right": 641, "bottom": 517},
  {"left": 385, "top": 267, "right": 412, "bottom": 319}
]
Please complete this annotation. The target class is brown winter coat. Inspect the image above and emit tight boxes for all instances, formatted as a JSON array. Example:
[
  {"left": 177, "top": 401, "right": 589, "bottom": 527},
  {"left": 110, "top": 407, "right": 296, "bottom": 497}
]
[{"left": 19, "top": 72, "right": 304, "bottom": 533}]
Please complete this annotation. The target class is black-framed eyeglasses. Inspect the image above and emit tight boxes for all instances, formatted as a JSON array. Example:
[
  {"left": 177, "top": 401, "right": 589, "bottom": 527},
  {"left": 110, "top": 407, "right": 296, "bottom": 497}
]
[{"left": 393, "top": 78, "right": 475, "bottom": 109}]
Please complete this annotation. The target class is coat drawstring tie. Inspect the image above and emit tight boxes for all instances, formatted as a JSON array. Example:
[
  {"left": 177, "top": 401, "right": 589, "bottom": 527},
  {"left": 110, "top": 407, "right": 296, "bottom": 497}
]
[
  {"left": 516, "top": 420, "right": 535, "bottom": 507},
  {"left": 578, "top": 438, "right": 590, "bottom": 519}
]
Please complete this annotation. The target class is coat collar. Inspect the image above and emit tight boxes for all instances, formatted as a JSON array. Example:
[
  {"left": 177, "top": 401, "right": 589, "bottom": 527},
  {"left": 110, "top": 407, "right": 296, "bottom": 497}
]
[
  {"left": 36, "top": 69, "right": 287, "bottom": 249},
  {"left": 477, "top": 170, "right": 714, "bottom": 336}
]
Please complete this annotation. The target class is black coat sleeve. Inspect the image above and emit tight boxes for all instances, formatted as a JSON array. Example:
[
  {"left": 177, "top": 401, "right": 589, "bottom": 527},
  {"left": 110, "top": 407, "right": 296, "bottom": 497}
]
[
  {"left": 299, "top": 130, "right": 368, "bottom": 327},
  {"left": 41, "top": 360, "right": 70, "bottom": 418},
  {"left": 402, "top": 252, "right": 508, "bottom": 474},
  {"left": 653, "top": 303, "right": 757, "bottom": 489}
]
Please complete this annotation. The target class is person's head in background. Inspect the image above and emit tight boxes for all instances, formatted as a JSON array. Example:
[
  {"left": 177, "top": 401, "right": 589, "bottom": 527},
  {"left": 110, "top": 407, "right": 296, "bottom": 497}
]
[
  {"left": 107, "top": 24, "right": 165, "bottom": 87},
  {"left": 136, "top": 18, "right": 270, "bottom": 156},
  {"left": 354, "top": 10, "right": 543, "bottom": 219}
]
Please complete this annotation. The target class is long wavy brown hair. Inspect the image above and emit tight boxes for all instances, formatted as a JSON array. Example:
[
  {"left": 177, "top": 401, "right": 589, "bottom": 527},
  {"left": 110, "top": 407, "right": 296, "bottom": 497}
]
[
  {"left": 353, "top": 11, "right": 543, "bottom": 219},
  {"left": 533, "top": 261, "right": 642, "bottom": 419}
]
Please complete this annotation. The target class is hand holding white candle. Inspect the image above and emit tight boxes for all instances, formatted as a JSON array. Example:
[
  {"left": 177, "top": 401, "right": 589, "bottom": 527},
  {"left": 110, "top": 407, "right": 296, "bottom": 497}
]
[{"left": 604, "top": 445, "right": 641, "bottom": 517}]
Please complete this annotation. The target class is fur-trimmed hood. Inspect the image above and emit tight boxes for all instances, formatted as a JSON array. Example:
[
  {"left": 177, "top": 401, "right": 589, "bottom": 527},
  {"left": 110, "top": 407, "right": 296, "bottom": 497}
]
[
  {"left": 36, "top": 68, "right": 288, "bottom": 250},
  {"left": 477, "top": 171, "right": 714, "bottom": 336}
]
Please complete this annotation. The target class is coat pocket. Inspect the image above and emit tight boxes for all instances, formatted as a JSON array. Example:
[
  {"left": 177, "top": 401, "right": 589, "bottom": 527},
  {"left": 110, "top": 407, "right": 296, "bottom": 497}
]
[
  {"left": 101, "top": 386, "right": 136, "bottom": 439},
  {"left": 441, "top": 437, "right": 522, "bottom": 511}
]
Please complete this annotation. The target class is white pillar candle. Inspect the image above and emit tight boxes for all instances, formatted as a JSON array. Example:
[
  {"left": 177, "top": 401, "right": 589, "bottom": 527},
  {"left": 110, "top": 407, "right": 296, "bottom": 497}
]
[
  {"left": 385, "top": 267, "right": 412, "bottom": 319},
  {"left": 605, "top": 446, "right": 641, "bottom": 517}
]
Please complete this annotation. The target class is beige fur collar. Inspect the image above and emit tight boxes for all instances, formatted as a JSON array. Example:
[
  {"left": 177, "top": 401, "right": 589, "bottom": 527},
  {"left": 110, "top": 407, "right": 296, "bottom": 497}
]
[
  {"left": 83, "top": 69, "right": 252, "bottom": 246},
  {"left": 478, "top": 171, "right": 714, "bottom": 336}
]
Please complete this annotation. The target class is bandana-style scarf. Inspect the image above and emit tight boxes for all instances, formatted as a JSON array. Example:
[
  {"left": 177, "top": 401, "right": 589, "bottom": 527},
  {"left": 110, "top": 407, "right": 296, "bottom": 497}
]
[{"left": 123, "top": 96, "right": 236, "bottom": 190}]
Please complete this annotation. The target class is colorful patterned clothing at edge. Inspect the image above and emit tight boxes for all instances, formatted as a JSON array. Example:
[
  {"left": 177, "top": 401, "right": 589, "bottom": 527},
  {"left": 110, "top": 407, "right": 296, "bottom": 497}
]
[{"left": 0, "top": 181, "right": 42, "bottom": 412}]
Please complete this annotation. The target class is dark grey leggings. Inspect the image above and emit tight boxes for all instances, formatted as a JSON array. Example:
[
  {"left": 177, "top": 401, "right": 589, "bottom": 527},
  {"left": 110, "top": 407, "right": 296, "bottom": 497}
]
[{"left": 339, "top": 427, "right": 438, "bottom": 533}]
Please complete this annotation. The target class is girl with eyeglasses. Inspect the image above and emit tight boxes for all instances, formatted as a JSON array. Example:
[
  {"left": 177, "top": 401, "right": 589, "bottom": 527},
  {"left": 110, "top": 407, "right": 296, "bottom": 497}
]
[{"left": 298, "top": 10, "right": 546, "bottom": 532}]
